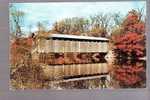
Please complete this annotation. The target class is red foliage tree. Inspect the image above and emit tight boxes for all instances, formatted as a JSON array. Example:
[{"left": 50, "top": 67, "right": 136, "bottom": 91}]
[
  {"left": 10, "top": 37, "right": 33, "bottom": 66},
  {"left": 113, "top": 10, "right": 145, "bottom": 57},
  {"left": 113, "top": 61, "right": 145, "bottom": 88}
]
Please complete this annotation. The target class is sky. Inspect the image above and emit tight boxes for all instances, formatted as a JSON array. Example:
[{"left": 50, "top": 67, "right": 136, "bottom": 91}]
[{"left": 9, "top": 1, "right": 146, "bottom": 35}]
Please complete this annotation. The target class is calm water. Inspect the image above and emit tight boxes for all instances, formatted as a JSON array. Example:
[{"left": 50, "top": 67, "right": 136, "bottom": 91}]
[{"left": 46, "top": 59, "right": 146, "bottom": 89}]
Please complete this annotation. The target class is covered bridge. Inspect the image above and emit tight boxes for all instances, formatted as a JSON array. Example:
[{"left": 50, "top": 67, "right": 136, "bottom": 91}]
[{"left": 32, "top": 34, "right": 109, "bottom": 64}]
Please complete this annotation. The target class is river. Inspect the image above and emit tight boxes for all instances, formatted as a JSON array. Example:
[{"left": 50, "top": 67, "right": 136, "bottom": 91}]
[{"left": 44, "top": 58, "right": 146, "bottom": 89}]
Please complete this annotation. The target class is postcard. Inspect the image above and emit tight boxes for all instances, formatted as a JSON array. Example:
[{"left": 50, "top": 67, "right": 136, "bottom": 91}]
[{"left": 9, "top": 1, "right": 146, "bottom": 90}]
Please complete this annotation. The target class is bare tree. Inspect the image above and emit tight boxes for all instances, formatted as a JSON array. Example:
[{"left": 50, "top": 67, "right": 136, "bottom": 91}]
[
  {"left": 137, "top": 7, "right": 145, "bottom": 22},
  {"left": 90, "top": 13, "right": 112, "bottom": 37},
  {"left": 112, "top": 12, "right": 123, "bottom": 26},
  {"left": 52, "top": 17, "right": 90, "bottom": 35},
  {"left": 28, "top": 24, "right": 32, "bottom": 34},
  {"left": 10, "top": 4, "right": 25, "bottom": 37}
]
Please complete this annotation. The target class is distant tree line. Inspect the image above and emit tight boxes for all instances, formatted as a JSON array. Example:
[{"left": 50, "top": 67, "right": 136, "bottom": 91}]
[{"left": 52, "top": 13, "right": 116, "bottom": 37}]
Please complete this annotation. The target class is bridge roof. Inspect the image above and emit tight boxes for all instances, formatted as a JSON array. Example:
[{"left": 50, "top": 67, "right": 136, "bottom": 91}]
[{"left": 47, "top": 34, "right": 109, "bottom": 42}]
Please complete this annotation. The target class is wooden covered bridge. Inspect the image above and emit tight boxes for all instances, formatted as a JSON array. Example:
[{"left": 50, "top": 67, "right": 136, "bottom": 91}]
[
  {"left": 31, "top": 34, "right": 111, "bottom": 88},
  {"left": 35, "top": 33, "right": 109, "bottom": 53},
  {"left": 32, "top": 33, "right": 109, "bottom": 65}
]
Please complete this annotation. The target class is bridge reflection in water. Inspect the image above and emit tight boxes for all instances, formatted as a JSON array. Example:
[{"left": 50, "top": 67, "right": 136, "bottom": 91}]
[
  {"left": 45, "top": 61, "right": 112, "bottom": 89},
  {"left": 43, "top": 59, "right": 146, "bottom": 89}
]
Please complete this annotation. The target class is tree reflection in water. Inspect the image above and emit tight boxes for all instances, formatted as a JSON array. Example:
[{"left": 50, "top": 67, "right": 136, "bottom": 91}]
[
  {"left": 47, "top": 58, "right": 146, "bottom": 89},
  {"left": 112, "top": 59, "right": 146, "bottom": 88}
]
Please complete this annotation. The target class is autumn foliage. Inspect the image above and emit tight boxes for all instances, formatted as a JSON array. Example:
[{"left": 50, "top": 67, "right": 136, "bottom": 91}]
[
  {"left": 10, "top": 37, "right": 33, "bottom": 66},
  {"left": 9, "top": 8, "right": 146, "bottom": 89},
  {"left": 111, "top": 10, "right": 146, "bottom": 88},
  {"left": 112, "top": 10, "right": 146, "bottom": 58},
  {"left": 113, "top": 60, "right": 146, "bottom": 88}
]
